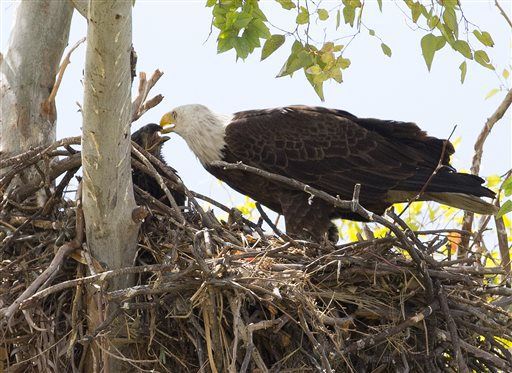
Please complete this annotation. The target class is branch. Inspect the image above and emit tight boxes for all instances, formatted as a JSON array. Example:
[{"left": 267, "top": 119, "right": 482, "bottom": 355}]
[
  {"left": 46, "top": 37, "right": 86, "bottom": 106},
  {"left": 131, "top": 70, "right": 164, "bottom": 122},
  {"left": 461, "top": 87, "right": 512, "bottom": 254},
  {"left": 471, "top": 87, "right": 512, "bottom": 175},
  {"left": 0, "top": 183, "right": 84, "bottom": 322},
  {"left": 495, "top": 0, "right": 512, "bottom": 28},
  {"left": 343, "top": 301, "right": 440, "bottom": 354}
]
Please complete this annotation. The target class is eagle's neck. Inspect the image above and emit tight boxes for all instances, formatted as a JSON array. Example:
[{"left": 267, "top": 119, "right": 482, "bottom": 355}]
[{"left": 184, "top": 112, "right": 231, "bottom": 165}]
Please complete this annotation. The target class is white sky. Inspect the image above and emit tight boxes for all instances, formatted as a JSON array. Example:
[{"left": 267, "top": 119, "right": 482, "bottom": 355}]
[{"left": 1, "top": 0, "right": 511, "bottom": 228}]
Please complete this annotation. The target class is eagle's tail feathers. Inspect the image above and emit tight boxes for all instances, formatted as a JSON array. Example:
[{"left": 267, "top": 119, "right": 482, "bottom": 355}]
[
  {"left": 421, "top": 192, "right": 497, "bottom": 215},
  {"left": 386, "top": 191, "right": 497, "bottom": 215}
]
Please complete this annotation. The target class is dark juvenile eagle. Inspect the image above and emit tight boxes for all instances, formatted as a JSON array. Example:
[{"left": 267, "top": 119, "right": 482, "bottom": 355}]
[
  {"left": 159, "top": 105, "right": 495, "bottom": 239},
  {"left": 131, "top": 123, "right": 185, "bottom": 206}
]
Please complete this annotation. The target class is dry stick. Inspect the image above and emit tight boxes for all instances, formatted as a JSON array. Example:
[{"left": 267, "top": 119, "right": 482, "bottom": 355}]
[
  {"left": 435, "top": 328, "right": 509, "bottom": 370},
  {"left": 437, "top": 282, "right": 469, "bottom": 373},
  {"left": 342, "top": 301, "right": 440, "bottom": 354},
  {"left": 131, "top": 143, "right": 185, "bottom": 224},
  {"left": 0, "top": 136, "right": 80, "bottom": 169},
  {"left": 11, "top": 153, "right": 81, "bottom": 202},
  {"left": 0, "top": 138, "right": 81, "bottom": 190},
  {"left": 46, "top": 37, "right": 86, "bottom": 106},
  {"left": 255, "top": 202, "right": 286, "bottom": 239},
  {"left": 0, "top": 184, "right": 84, "bottom": 323},
  {"left": 461, "top": 87, "right": 512, "bottom": 253},
  {"left": 131, "top": 70, "right": 164, "bottom": 122},
  {"left": 495, "top": 0, "right": 512, "bottom": 28},
  {"left": 298, "top": 311, "right": 333, "bottom": 373},
  {"left": 19, "top": 264, "right": 193, "bottom": 309},
  {"left": 192, "top": 190, "right": 259, "bottom": 229}
]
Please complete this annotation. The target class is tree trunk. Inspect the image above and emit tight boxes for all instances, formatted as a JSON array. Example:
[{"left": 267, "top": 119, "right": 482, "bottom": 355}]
[
  {"left": 0, "top": 0, "right": 73, "bottom": 192},
  {"left": 81, "top": 1, "right": 139, "bottom": 370}
]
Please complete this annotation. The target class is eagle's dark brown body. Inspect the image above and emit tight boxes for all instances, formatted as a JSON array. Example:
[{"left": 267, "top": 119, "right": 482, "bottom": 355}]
[
  {"left": 203, "top": 106, "right": 495, "bottom": 239},
  {"left": 131, "top": 124, "right": 185, "bottom": 206}
]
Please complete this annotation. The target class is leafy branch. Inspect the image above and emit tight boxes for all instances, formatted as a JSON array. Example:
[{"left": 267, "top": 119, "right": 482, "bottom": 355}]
[{"left": 206, "top": 0, "right": 501, "bottom": 99}]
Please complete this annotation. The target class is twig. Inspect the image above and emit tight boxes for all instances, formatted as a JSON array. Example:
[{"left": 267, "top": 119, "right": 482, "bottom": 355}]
[
  {"left": 437, "top": 282, "right": 469, "bottom": 373},
  {"left": 20, "top": 264, "right": 192, "bottom": 309},
  {"left": 131, "top": 70, "right": 164, "bottom": 122},
  {"left": 0, "top": 240, "right": 80, "bottom": 323},
  {"left": 461, "top": 87, "right": 512, "bottom": 252},
  {"left": 495, "top": 0, "right": 512, "bottom": 28},
  {"left": 46, "top": 37, "right": 86, "bottom": 106},
  {"left": 342, "top": 301, "right": 439, "bottom": 354},
  {"left": 298, "top": 311, "right": 333, "bottom": 373}
]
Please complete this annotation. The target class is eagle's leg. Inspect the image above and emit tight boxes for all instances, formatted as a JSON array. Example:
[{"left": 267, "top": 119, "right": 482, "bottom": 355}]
[{"left": 280, "top": 192, "right": 337, "bottom": 242}]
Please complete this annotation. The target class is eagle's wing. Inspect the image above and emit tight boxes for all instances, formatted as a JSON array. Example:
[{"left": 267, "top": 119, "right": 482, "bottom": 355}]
[{"left": 224, "top": 106, "right": 453, "bottom": 207}]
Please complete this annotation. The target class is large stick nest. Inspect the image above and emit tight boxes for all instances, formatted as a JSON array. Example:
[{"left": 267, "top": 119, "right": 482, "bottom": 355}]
[{"left": 1, "top": 136, "right": 511, "bottom": 373}]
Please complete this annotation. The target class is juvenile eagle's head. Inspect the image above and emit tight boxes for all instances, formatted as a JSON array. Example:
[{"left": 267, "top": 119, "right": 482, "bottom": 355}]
[
  {"left": 131, "top": 123, "right": 169, "bottom": 159},
  {"left": 160, "top": 104, "right": 231, "bottom": 165}
]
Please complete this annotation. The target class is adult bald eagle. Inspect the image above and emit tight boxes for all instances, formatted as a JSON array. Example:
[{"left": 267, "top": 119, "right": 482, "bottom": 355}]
[
  {"left": 160, "top": 105, "right": 495, "bottom": 239},
  {"left": 131, "top": 123, "right": 185, "bottom": 206}
]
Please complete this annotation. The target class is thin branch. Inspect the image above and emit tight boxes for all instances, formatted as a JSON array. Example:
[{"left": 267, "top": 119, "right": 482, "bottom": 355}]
[
  {"left": 495, "top": 0, "right": 512, "bottom": 28},
  {"left": 46, "top": 37, "right": 86, "bottom": 105},
  {"left": 471, "top": 88, "right": 512, "bottom": 175}
]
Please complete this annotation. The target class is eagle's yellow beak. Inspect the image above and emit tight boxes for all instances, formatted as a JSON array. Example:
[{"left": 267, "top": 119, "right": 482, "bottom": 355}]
[{"left": 160, "top": 112, "right": 175, "bottom": 134}]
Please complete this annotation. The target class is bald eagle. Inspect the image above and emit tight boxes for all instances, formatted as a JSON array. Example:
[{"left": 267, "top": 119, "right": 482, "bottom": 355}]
[
  {"left": 131, "top": 123, "right": 185, "bottom": 206},
  {"left": 160, "top": 105, "right": 495, "bottom": 239}
]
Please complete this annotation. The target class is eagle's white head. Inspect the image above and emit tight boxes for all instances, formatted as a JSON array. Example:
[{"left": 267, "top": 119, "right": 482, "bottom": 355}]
[{"left": 160, "top": 104, "right": 231, "bottom": 165}]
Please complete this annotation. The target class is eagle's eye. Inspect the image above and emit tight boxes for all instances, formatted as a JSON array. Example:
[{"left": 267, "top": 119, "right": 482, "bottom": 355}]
[{"left": 172, "top": 111, "right": 178, "bottom": 120}]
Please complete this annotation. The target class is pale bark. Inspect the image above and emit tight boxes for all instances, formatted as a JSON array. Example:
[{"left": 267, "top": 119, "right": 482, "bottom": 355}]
[
  {"left": 0, "top": 1, "right": 73, "bottom": 186},
  {"left": 81, "top": 1, "right": 138, "bottom": 370},
  {"left": 82, "top": 1, "right": 138, "bottom": 282}
]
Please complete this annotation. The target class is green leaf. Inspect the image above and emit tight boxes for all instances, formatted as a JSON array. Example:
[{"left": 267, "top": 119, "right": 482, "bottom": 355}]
[
  {"left": 427, "top": 15, "right": 440, "bottom": 29},
  {"left": 317, "top": 8, "right": 329, "bottom": 20},
  {"left": 217, "top": 35, "right": 234, "bottom": 53},
  {"left": 296, "top": 6, "right": 309, "bottom": 25},
  {"left": 377, "top": 0, "right": 382, "bottom": 12},
  {"left": 306, "top": 64, "right": 322, "bottom": 75},
  {"left": 261, "top": 34, "right": 285, "bottom": 61},
  {"left": 420, "top": 33, "right": 445, "bottom": 71},
  {"left": 306, "top": 73, "right": 325, "bottom": 101},
  {"left": 442, "top": 8, "right": 457, "bottom": 33},
  {"left": 277, "top": 42, "right": 312, "bottom": 77},
  {"left": 503, "top": 176, "right": 512, "bottom": 196},
  {"left": 276, "top": 0, "right": 296, "bottom": 10},
  {"left": 485, "top": 88, "right": 500, "bottom": 99},
  {"left": 330, "top": 68, "right": 343, "bottom": 83},
  {"left": 474, "top": 50, "right": 494, "bottom": 70},
  {"left": 411, "top": 2, "right": 422, "bottom": 23},
  {"left": 250, "top": 19, "right": 271, "bottom": 39},
  {"left": 242, "top": 25, "right": 261, "bottom": 50},
  {"left": 233, "top": 37, "right": 250, "bottom": 59},
  {"left": 336, "top": 56, "right": 351, "bottom": 69},
  {"left": 443, "top": 0, "right": 459, "bottom": 9},
  {"left": 459, "top": 61, "right": 467, "bottom": 83},
  {"left": 497, "top": 200, "right": 512, "bottom": 219},
  {"left": 234, "top": 11, "right": 253, "bottom": 29},
  {"left": 336, "top": 9, "right": 341, "bottom": 29},
  {"left": 453, "top": 40, "right": 472, "bottom": 59},
  {"left": 503, "top": 69, "right": 510, "bottom": 79},
  {"left": 343, "top": 5, "right": 356, "bottom": 27},
  {"left": 206, "top": 0, "right": 217, "bottom": 7},
  {"left": 368, "top": 29, "right": 375, "bottom": 36},
  {"left": 473, "top": 30, "right": 495, "bottom": 47},
  {"left": 381, "top": 43, "right": 392, "bottom": 57}
]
